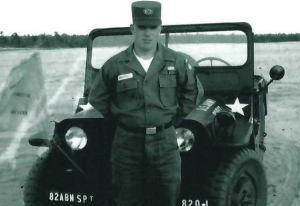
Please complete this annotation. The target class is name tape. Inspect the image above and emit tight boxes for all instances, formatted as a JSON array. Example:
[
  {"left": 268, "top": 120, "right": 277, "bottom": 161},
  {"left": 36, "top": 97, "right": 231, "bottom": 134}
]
[{"left": 118, "top": 73, "right": 133, "bottom": 81}]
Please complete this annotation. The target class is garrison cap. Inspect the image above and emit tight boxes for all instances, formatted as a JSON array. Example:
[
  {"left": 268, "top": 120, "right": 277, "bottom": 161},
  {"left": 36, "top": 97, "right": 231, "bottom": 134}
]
[{"left": 131, "top": 1, "right": 162, "bottom": 26}]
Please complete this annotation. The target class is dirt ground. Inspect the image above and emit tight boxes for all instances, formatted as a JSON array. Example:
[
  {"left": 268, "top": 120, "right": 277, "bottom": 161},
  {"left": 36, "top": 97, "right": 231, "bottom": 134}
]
[{"left": 263, "top": 81, "right": 300, "bottom": 206}]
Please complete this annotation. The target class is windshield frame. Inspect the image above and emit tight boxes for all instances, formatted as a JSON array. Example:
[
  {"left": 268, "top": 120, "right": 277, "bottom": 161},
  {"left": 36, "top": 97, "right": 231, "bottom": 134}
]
[{"left": 84, "top": 22, "right": 254, "bottom": 97}]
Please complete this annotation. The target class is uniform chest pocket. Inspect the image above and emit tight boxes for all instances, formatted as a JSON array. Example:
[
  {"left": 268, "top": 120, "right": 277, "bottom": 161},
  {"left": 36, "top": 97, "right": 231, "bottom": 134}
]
[
  {"left": 116, "top": 80, "right": 140, "bottom": 110},
  {"left": 159, "top": 76, "right": 177, "bottom": 107}
]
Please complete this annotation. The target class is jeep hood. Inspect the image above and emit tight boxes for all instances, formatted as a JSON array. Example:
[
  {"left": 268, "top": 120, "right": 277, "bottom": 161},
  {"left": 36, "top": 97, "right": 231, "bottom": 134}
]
[{"left": 53, "top": 108, "right": 103, "bottom": 123}]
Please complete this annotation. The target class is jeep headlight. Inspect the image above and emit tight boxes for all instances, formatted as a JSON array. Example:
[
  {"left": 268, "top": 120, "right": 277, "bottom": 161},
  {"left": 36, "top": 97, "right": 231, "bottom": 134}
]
[
  {"left": 175, "top": 128, "right": 195, "bottom": 152},
  {"left": 65, "top": 127, "right": 88, "bottom": 150},
  {"left": 213, "top": 108, "right": 236, "bottom": 138}
]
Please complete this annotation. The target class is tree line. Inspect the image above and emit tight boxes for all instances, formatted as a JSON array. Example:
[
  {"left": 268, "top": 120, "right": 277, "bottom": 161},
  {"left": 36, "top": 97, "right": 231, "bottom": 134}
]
[
  {"left": 0, "top": 32, "right": 299, "bottom": 48},
  {"left": 0, "top": 32, "right": 88, "bottom": 48}
]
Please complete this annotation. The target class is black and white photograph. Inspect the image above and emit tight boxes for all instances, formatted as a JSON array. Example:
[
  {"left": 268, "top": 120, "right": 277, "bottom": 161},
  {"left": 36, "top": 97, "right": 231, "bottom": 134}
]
[{"left": 0, "top": 0, "right": 299, "bottom": 205}]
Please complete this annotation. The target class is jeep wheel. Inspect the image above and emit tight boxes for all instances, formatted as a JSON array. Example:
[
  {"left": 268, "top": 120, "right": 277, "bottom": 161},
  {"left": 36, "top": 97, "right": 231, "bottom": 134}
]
[
  {"left": 23, "top": 150, "right": 52, "bottom": 206},
  {"left": 206, "top": 148, "right": 267, "bottom": 206},
  {"left": 23, "top": 150, "right": 109, "bottom": 206}
]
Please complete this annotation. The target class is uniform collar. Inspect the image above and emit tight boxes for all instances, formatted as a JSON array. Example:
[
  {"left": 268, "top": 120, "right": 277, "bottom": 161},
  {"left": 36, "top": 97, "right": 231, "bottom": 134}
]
[
  {"left": 118, "top": 43, "right": 176, "bottom": 62},
  {"left": 117, "top": 43, "right": 176, "bottom": 79}
]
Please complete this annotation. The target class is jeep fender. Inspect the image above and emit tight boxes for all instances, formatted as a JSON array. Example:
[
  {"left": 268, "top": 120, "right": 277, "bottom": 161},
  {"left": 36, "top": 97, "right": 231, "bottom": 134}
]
[{"left": 181, "top": 98, "right": 252, "bottom": 147}]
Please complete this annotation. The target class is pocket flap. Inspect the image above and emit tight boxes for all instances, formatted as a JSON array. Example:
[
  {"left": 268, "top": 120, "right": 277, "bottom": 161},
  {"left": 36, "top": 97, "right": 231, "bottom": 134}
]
[
  {"left": 117, "top": 80, "right": 138, "bottom": 92},
  {"left": 159, "top": 76, "right": 176, "bottom": 88}
]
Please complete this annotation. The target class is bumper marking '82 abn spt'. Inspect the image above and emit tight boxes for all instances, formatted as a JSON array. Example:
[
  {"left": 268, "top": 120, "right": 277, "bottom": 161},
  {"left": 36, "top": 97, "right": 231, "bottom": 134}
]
[{"left": 49, "top": 192, "right": 94, "bottom": 204}]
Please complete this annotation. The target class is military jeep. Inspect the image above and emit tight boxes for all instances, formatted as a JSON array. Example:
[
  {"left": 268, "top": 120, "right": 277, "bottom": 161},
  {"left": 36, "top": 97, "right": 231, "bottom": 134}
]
[{"left": 24, "top": 22, "right": 285, "bottom": 206}]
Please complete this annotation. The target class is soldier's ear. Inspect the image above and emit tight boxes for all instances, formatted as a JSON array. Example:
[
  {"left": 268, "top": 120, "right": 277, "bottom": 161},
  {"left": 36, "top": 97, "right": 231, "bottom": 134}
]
[
  {"left": 130, "top": 24, "right": 135, "bottom": 35},
  {"left": 158, "top": 25, "right": 162, "bottom": 33}
]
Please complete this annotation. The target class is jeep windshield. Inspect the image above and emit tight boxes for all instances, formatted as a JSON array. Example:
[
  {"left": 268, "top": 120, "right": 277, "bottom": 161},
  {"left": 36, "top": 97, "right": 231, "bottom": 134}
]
[
  {"left": 84, "top": 23, "right": 253, "bottom": 96},
  {"left": 91, "top": 29, "right": 247, "bottom": 69}
]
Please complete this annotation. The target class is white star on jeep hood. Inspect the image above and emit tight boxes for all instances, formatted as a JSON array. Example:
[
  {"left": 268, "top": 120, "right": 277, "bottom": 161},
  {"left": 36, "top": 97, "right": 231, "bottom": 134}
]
[
  {"left": 226, "top": 98, "right": 248, "bottom": 116},
  {"left": 79, "top": 102, "right": 93, "bottom": 111}
]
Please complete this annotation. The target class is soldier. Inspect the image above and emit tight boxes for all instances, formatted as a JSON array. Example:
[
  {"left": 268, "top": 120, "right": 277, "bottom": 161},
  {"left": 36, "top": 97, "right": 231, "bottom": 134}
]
[{"left": 88, "top": 1, "right": 203, "bottom": 205}]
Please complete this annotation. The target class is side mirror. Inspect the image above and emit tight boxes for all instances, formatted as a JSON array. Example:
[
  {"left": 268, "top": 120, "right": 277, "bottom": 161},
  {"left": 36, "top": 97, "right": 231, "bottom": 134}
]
[{"left": 269, "top": 65, "right": 285, "bottom": 80}]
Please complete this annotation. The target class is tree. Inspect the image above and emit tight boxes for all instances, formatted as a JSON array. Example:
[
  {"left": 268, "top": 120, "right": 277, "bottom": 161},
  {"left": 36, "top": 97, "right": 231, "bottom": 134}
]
[
  {"left": 0, "top": 31, "right": 9, "bottom": 47},
  {"left": 36, "top": 34, "right": 51, "bottom": 48},
  {"left": 10, "top": 33, "right": 22, "bottom": 47}
]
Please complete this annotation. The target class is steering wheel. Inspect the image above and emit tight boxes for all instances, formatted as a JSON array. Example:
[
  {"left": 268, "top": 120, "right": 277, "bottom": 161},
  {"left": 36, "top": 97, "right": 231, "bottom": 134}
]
[{"left": 195, "top": 57, "right": 231, "bottom": 66}]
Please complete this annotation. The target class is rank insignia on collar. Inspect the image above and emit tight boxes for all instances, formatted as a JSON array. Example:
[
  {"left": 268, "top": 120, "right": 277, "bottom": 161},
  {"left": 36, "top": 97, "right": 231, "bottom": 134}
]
[{"left": 167, "top": 66, "right": 175, "bottom": 70}]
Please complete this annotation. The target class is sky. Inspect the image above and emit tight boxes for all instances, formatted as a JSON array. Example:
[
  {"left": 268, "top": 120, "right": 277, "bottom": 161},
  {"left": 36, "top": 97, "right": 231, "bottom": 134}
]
[{"left": 0, "top": 0, "right": 299, "bottom": 36}]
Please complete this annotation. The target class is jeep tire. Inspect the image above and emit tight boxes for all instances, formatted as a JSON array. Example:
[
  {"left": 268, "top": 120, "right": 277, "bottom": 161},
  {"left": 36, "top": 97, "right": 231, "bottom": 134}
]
[
  {"left": 23, "top": 150, "right": 51, "bottom": 206},
  {"left": 206, "top": 148, "right": 267, "bottom": 206}
]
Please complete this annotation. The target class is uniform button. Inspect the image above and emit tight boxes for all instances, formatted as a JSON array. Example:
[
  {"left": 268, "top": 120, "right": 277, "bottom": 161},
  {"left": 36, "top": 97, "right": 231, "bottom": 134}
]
[{"left": 146, "top": 109, "right": 150, "bottom": 113}]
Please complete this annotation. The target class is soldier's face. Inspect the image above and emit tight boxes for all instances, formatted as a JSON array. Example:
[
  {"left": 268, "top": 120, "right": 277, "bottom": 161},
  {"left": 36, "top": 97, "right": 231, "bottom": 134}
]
[{"left": 131, "top": 24, "right": 162, "bottom": 52}]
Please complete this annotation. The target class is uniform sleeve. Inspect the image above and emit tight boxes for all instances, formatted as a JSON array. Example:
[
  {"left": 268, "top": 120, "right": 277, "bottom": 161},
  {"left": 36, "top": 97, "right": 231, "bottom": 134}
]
[
  {"left": 88, "top": 63, "right": 114, "bottom": 120},
  {"left": 172, "top": 57, "right": 204, "bottom": 127}
]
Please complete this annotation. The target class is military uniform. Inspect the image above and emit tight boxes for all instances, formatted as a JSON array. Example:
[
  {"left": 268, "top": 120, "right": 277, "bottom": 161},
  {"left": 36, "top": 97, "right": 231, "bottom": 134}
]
[
  {"left": 89, "top": 43, "right": 202, "bottom": 128},
  {"left": 88, "top": 1, "right": 203, "bottom": 206}
]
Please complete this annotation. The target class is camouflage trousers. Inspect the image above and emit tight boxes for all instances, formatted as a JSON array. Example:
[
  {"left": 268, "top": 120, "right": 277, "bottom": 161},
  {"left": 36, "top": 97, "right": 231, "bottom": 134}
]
[{"left": 111, "top": 125, "right": 181, "bottom": 206}]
